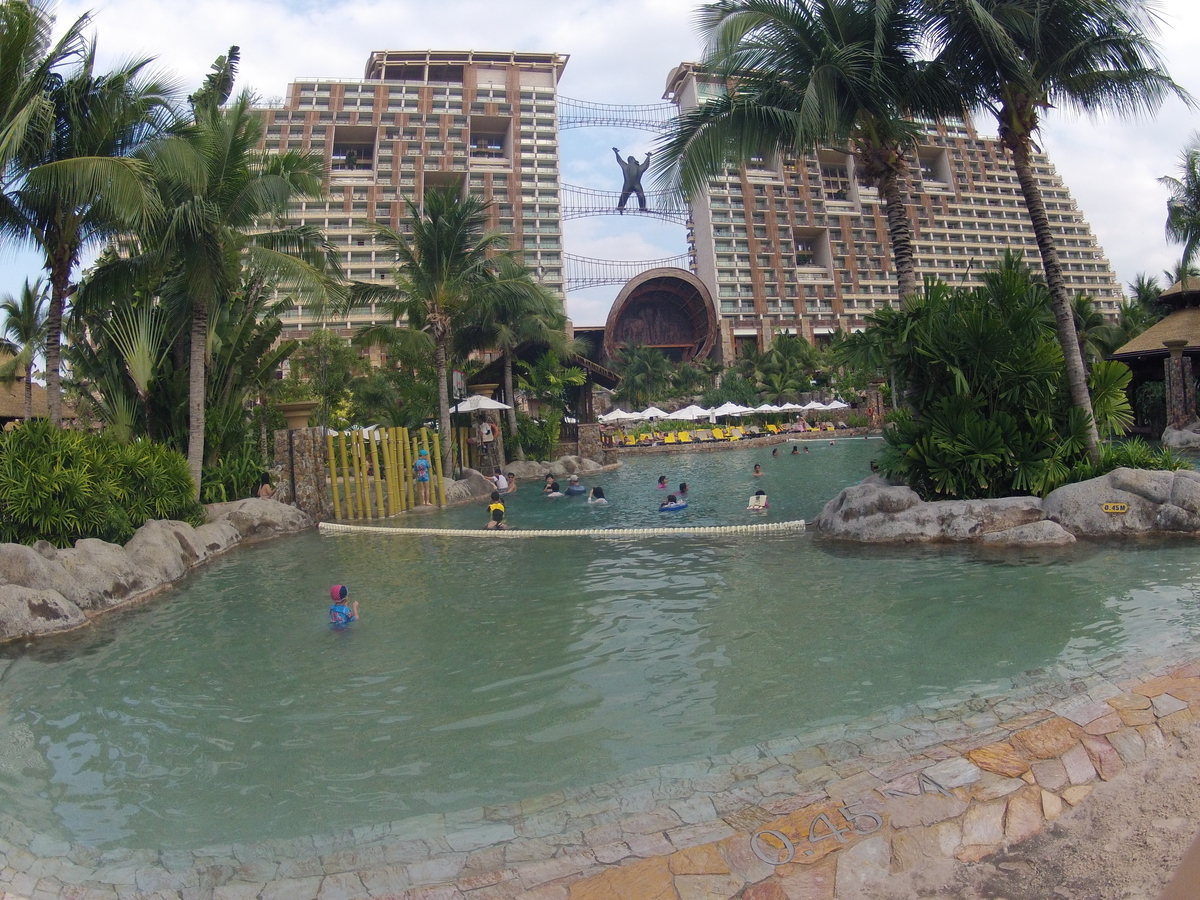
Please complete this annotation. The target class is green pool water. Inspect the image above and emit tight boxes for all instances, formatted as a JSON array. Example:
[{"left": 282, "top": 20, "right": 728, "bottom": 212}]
[{"left": 2, "top": 441, "right": 1200, "bottom": 852}]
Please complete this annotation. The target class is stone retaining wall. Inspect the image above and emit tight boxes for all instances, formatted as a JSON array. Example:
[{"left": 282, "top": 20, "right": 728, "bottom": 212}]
[
  {"left": 0, "top": 499, "right": 313, "bottom": 644},
  {"left": 1, "top": 640, "right": 1196, "bottom": 900}
]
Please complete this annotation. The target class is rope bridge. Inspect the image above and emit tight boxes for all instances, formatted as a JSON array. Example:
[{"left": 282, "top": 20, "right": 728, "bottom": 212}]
[
  {"left": 565, "top": 252, "right": 692, "bottom": 292},
  {"left": 558, "top": 97, "right": 677, "bottom": 132},
  {"left": 320, "top": 520, "right": 805, "bottom": 539},
  {"left": 561, "top": 183, "right": 690, "bottom": 224}
]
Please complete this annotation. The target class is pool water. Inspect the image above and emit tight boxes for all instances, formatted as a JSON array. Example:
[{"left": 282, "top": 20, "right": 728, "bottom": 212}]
[{"left": 2, "top": 442, "right": 1200, "bottom": 851}]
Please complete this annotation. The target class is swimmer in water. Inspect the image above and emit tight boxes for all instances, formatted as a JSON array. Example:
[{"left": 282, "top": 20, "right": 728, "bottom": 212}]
[
  {"left": 771, "top": 447, "right": 778, "bottom": 457},
  {"left": 486, "top": 507, "right": 507, "bottom": 529},
  {"left": 678, "top": 482, "right": 689, "bottom": 496},
  {"left": 753, "top": 464, "right": 764, "bottom": 477},
  {"left": 657, "top": 475, "right": 668, "bottom": 489},
  {"left": 748, "top": 489, "right": 769, "bottom": 510},
  {"left": 329, "top": 585, "right": 359, "bottom": 628},
  {"left": 791, "top": 446, "right": 800, "bottom": 455},
  {"left": 804, "top": 446, "right": 810, "bottom": 454},
  {"left": 587, "top": 486, "right": 608, "bottom": 505},
  {"left": 659, "top": 494, "right": 687, "bottom": 511}
]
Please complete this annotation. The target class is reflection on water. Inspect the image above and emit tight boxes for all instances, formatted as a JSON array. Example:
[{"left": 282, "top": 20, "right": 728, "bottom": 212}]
[{"left": 1, "top": 444, "right": 1199, "bottom": 850}]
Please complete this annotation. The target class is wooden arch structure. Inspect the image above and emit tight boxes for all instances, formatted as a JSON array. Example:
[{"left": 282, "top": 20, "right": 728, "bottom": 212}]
[{"left": 602, "top": 267, "right": 719, "bottom": 363}]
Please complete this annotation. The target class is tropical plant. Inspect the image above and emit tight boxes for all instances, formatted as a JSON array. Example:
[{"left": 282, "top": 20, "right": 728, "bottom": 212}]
[
  {"left": 452, "top": 256, "right": 571, "bottom": 460},
  {"left": 612, "top": 343, "right": 674, "bottom": 409},
  {"left": 516, "top": 350, "right": 586, "bottom": 412},
  {"left": 349, "top": 185, "right": 536, "bottom": 477},
  {"left": 0, "top": 276, "right": 48, "bottom": 420},
  {"left": 287, "top": 330, "right": 363, "bottom": 429},
  {"left": 86, "top": 48, "right": 339, "bottom": 495},
  {"left": 873, "top": 254, "right": 1147, "bottom": 499},
  {"left": 200, "top": 438, "right": 263, "bottom": 504},
  {"left": 656, "top": 0, "right": 962, "bottom": 302},
  {"left": 1162, "top": 133, "right": 1200, "bottom": 276},
  {"left": 927, "top": 0, "right": 1189, "bottom": 464},
  {"left": 0, "top": 41, "right": 175, "bottom": 426},
  {"left": 1070, "top": 294, "right": 1107, "bottom": 374},
  {"left": 0, "top": 419, "right": 203, "bottom": 547}
]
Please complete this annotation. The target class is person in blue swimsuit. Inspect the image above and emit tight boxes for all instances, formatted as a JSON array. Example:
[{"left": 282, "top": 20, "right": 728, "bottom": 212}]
[
  {"left": 414, "top": 448, "right": 432, "bottom": 506},
  {"left": 329, "top": 585, "right": 359, "bottom": 628}
]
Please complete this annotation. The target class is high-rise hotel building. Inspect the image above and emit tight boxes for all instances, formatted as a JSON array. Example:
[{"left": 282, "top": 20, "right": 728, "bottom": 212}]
[
  {"left": 664, "top": 64, "right": 1123, "bottom": 358},
  {"left": 257, "top": 50, "right": 568, "bottom": 338}
]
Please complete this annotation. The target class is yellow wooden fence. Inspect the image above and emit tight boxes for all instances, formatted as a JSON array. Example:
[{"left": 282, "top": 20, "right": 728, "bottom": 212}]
[{"left": 324, "top": 426, "right": 446, "bottom": 520}]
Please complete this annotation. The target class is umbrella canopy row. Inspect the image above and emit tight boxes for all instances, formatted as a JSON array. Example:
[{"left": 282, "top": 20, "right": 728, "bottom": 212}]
[{"left": 599, "top": 399, "right": 849, "bottom": 423}]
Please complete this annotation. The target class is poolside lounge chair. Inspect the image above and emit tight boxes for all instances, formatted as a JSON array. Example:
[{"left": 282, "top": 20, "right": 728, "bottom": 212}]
[
  {"left": 663, "top": 432, "right": 677, "bottom": 444},
  {"left": 746, "top": 425, "right": 763, "bottom": 437},
  {"left": 678, "top": 431, "right": 693, "bottom": 443},
  {"left": 711, "top": 427, "right": 727, "bottom": 441},
  {"left": 766, "top": 424, "right": 780, "bottom": 435},
  {"left": 694, "top": 429, "right": 714, "bottom": 442},
  {"left": 624, "top": 434, "right": 638, "bottom": 446},
  {"left": 728, "top": 427, "right": 744, "bottom": 440}
]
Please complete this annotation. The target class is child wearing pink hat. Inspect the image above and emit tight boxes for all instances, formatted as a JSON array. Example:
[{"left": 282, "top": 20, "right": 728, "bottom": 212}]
[{"left": 329, "top": 585, "right": 359, "bottom": 628}]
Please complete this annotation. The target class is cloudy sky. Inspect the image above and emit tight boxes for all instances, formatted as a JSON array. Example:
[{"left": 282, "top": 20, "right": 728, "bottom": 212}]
[{"left": 2, "top": 0, "right": 1199, "bottom": 327}]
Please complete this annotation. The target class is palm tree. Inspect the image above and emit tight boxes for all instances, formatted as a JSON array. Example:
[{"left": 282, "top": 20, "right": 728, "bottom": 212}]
[
  {"left": 1161, "top": 133, "right": 1200, "bottom": 278},
  {"left": 1128, "top": 272, "right": 1162, "bottom": 309},
  {"left": 0, "top": 276, "right": 48, "bottom": 420},
  {"left": 927, "top": 0, "right": 1188, "bottom": 463},
  {"left": 453, "top": 257, "right": 572, "bottom": 460},
  {"left": 1070, "top": 294, "right": 1106, "bottom": 376},
  {"left": 91, "top": 49, "right": 339, "bottom": 495},
  {"left": 0, "top": 0, "right": 88, "bottom": 176},
  {"left": 1162, "top": 259, "right": 1200, "bottom": 291},
  {"left": 656, "top": 0, "right": 961, "bottom": 303},
  {"left": 352, "top": 185, "right": 526, "bottom": 477},
  {"left": 612, "top": 344, "right": 674, "bottom": 409},
  {"left": 0, "top": 44, "right": 174, "bottom": 426}
]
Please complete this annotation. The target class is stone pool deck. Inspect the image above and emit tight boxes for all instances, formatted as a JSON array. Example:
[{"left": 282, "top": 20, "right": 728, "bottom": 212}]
[{"left": 3, "top": 645, "right": 1199, "bottom": 900}]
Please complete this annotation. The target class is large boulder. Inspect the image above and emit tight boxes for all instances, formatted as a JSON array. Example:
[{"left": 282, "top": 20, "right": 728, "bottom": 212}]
[
  {"left": 123, "top": 519, "right": 199, "bottom": 587},
  {"left": 1162, "top": 421, "right": 1200, "bottom": 451},
  {"left": 816, "top": 481, "right": 1045, "bottom": 543},
  {"left": 444, "top": 468, "right": 496, "bottom": 504},
  {"left": 0, "top": 586, "right": 86, "bottom": 641},
  {"left": 0, "top": 544, "right": 81, "bottom": 605},
  {"left": 978, "top": 520, "right": 1075, "bottom": 546},
  {"left": 59, "top": 539, "right": 155, "bottom": 611},
  {"left": 208, "top": 498, "right": 313, "bottom": 539},
  {"left": 1043, "top": 468, "right": 1200, "bottom": 535}
]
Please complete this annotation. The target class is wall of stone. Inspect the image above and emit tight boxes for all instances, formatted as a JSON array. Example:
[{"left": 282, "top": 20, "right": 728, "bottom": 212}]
[{"left": 273, "top": 427, "right": 332, "bottom": 521}]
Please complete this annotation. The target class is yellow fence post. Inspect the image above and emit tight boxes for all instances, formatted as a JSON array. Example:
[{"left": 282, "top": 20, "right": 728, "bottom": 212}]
[
  {"left": 392, "top": 427, "right": 406, "bottom": 513},
  {"left": 326, "top": 433, "right": 342, "bottom": 521},
  {"left": 338, "top": 432, "right": 355, "bottom": 519},
  {"left": 360, "top": 432, "right": 375, "bottom": 519},
  {"left": 351, "top": 431, "right": 367, "bottom": 519},
  {"left": 396, "top": 427, "right": 410, "bottom": 511},
  {"left": 431, "top": 430, "right": 446, "bottom": 508},
  {"left": 369, "top": 431, "right": 385, "bottom": 518},
  {"left": 380, "top": 429, "right": 395, "bottom": 515}
]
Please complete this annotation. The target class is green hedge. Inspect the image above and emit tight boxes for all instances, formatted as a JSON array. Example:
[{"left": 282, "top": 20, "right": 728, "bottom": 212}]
[{"left": 0, "top": 421, "right": 205, "bottom": 547}]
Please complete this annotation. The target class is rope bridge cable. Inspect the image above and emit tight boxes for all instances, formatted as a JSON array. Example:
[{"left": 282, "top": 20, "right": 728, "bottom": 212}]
[
  {"left": 319, "top": 519, "right": 805, "bottom": 538},
  {"left": 561, "top": 183, "right": 690, "bottom": 225},
  {"left": 558, "top": 97, "right": 677, "bottom": 132},
  {"left": 564, "top": 252, "right": 693, "bottom": 292}
]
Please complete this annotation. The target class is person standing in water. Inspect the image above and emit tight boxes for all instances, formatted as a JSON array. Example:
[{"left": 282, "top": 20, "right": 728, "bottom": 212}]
[
  {"left": 413, "top": 449, "right": 432, "bottom": 506},
  {"left": 329, "top": 585, "right": 359, "bottom": 628}
]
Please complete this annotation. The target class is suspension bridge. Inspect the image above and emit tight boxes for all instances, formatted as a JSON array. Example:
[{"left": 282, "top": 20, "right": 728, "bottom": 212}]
[
  {"left": 560, "top": 183, "right": 690, "bottom": 225},
  {"left": 558, "top": 97, "right": 677, "bottom": 132},
  {"left": 565, "top": 253, "right": 693, "bottom": 292}
]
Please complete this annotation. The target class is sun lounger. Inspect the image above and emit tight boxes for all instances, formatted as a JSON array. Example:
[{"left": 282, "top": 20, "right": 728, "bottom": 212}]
[
  {"left": 746, "top": 426, "right": 763, "bottom": 437},
  {"left": 624, "top": 435, "right": 638, "bottom": 446},
  {"left": 663, "top": 432, "right": 677, "bottom": 444},
  {"left": 711, "top": 427, "right": 726, "bottom": 441},
  {"left": 694, "top": 429, "right": 714, "bottom": 442},
  {"left": 729, "top": 427, "right": 744, "bottom": 440},
  {"left": 678, "top": 431, "right": 692, "bottom": 443},
  {"left": 766, "top": 424, "right": 780, "bottom": 435}
]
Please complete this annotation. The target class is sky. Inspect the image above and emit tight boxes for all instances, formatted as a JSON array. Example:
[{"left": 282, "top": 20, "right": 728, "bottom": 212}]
[{"left": 2, "top": 0, "right": 1200, "bottom": 329}]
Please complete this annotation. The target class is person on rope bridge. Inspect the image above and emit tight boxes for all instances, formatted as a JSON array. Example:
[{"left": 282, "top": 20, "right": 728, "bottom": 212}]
[{"left": 613, "top": 147, "right": 650, "bottom": 213}]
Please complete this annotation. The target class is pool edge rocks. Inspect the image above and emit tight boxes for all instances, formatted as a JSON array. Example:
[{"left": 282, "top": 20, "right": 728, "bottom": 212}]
[
  {"left": 1, "top": 646, "right": 1198, "bottom": 900},
  {"left": 815, "top": 468, "right": 1200, "bottom": 544},
  {"left": 0, "top": 499, "right": 313, "bottom": 644}
]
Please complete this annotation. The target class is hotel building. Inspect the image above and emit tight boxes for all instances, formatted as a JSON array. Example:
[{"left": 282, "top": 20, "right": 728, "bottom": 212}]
[
  {"left": 257, "top": 50, "right": 569, "bottom": 340},
  {"left": 664, "top": 63, "right": 1123, "bottom": 359}
]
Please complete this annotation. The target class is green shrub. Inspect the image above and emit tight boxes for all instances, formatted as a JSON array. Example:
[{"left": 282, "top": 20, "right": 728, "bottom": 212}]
[
  {"left": 201, "top": 442, "right": 265, "bottom": 503},
  {"left": 515, "top": 410, "right": 562, "bottom": 461},
  {"left": 845, "top": 413, "right": 869, "bottom": 428},
  {"left": 0, "top": 421, "right": 204, "bottom": 547}
]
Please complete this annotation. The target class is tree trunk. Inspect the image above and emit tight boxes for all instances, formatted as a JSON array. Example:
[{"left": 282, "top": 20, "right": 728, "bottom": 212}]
[
  {"left": 877, "top": 168, "right": 919, "bottom": 306},
  {"left": 44, "top": 257, "right": 69, "bottom": 427},
  {"left": 889, "top": 364, "right": 898, "bottom": 411},
  {"left": 187, "top": 300, "right": 208, "bottom": 500},
  {"left": 504, "top": 352, "right": 524, "bottom": 461},
  {"left": 1009, "top": 138, "right": 1101, "bottom": 464},
  {"left": 24, "top": 372, "right": 32, "bottom": 422},
  {"left": 434, "top": 338, "right": 453, "bottom": 479}
]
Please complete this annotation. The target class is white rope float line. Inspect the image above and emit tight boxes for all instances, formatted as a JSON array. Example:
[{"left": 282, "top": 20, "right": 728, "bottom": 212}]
[{"left": 318, "top": 519, "right": 806, "bottom": 538}]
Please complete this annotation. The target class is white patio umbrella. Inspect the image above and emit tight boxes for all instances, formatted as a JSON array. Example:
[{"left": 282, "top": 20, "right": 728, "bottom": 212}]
[
  {"left": 778, "top": 402, "right": 806, "bottom": 411},
  {"left": 598, "top": 408, "right": 644, "bottom": 423},
  {"left": 710, "top": 401, "right": 753, "bottom": 417},
  {"left": 640, "top": 406, "right": 671, "bottom": 419},
  {"left": 799, "top": 400, "right": 829, "bottom": 411},
  {"left": 753, "top": 403, "right": 781, "bottom": 413},
  {"left": 669, "top": 405, "right": 711, "bottom": 421},
  {"left": 824, "top": 399, "right": 850, "bottom": 409},
  {"left": 452, "top": 394, "right": 512, "bottom": 413}
]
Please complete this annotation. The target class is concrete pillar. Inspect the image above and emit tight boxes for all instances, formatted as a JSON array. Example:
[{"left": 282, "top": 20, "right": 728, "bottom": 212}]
[
  {"left": 273, "top": 426, "right": 332, "bottom": 521},
  {"left": 1163, "top": 340, "right": 1195, "bottom": 431},
  {"left": 577, "top": 423, "right": 602, "bottom": 462}
]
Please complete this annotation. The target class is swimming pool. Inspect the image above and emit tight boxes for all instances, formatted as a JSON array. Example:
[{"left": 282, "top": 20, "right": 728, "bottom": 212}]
[{"left": 2, "top": 441, "right": 1199, "bottom": 852}]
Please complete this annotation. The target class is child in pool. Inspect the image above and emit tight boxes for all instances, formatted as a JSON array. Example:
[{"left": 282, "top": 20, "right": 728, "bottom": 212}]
[
  {"left": 657, "top": 475, "right": 668, "bottom": 489},
  {"left": 486, "top": 507, "right": 507, "bottom": 529},
  {"left": 791, "top": 446, "right": 800, "bottom": 455},
  {"left": 587, "top": 486, "right": 608, "bottom": 504},
  {"left": 659, "top": 494, "right": 687, "bottom": 511},
  {"left": 747, "top": 490, "right": 769, "bottom": 510},
  {"left": 413, "top": 449, "right": 431, "bottom": 506},
  {"left": 329, "top": 585, "right": 359, "bottom": 628},
  {"left": 753, "top": 464, "right": 764, "bottom": 477},
  {"left": 678, "top": 482, "right": 688, "bottom": 496},
  {"left": 487, "top": 490, "right": 505, "bottom": 519}
]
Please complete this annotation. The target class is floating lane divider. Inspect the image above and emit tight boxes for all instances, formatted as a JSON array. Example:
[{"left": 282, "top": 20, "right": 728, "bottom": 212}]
[{"left": 318, "top": 519, "right": 805, "bottom": 539}]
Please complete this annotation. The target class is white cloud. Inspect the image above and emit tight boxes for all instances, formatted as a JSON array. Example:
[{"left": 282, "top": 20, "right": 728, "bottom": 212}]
[{"left": 4, "top": 0, "right": 1199, "bottom": 310}]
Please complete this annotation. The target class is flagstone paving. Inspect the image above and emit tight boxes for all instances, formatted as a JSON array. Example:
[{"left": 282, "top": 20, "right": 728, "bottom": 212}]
[{"left": 3, "top": 648, "right": 1200, "bottom": 900}]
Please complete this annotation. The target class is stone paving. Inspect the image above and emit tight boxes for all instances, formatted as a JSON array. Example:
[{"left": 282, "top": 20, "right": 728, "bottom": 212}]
[{"left": 2, "top": 644, "right": 1199, "bottom": 900}]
